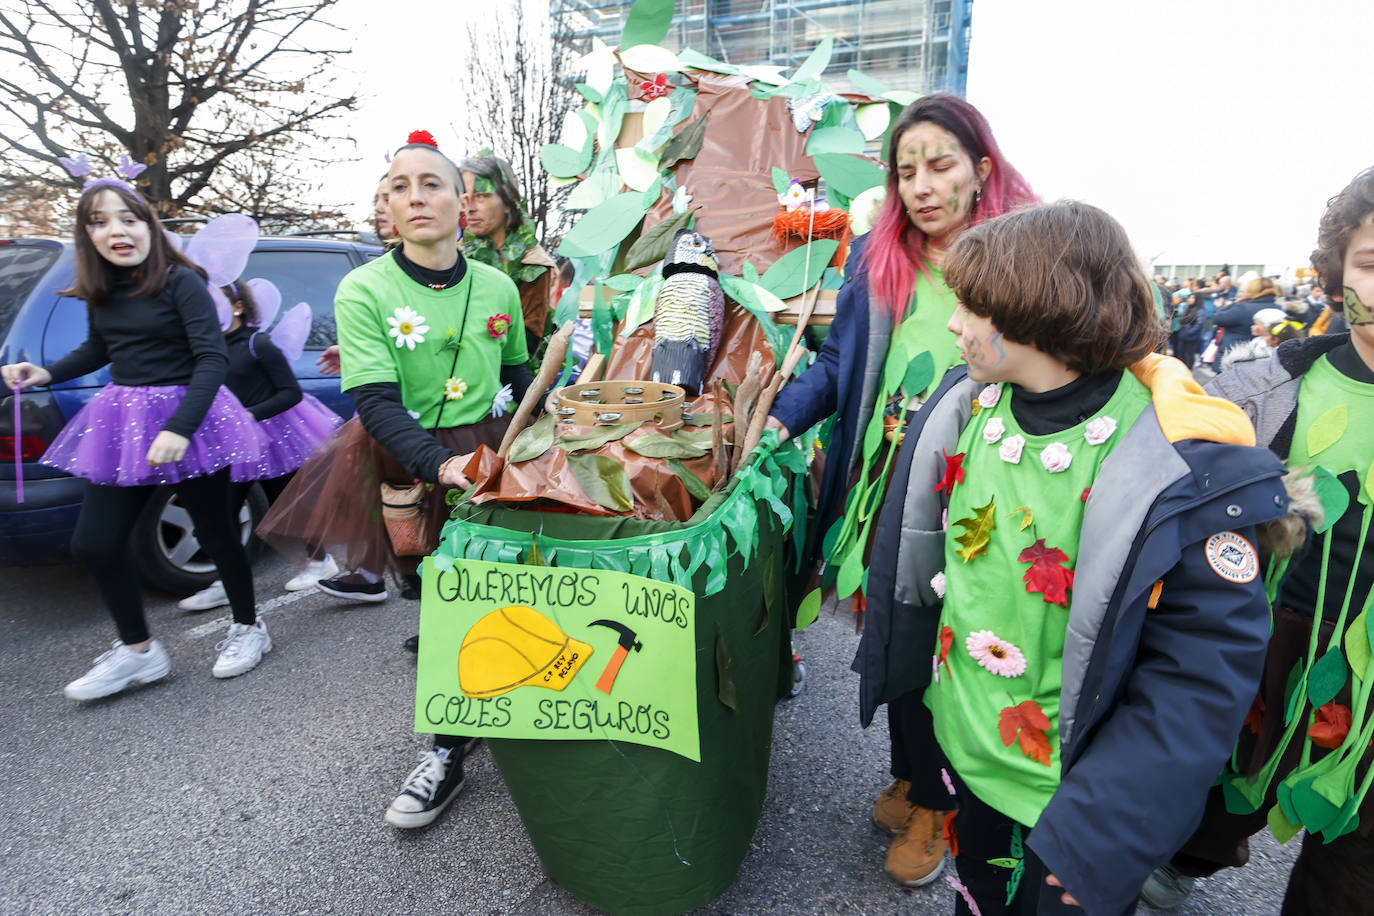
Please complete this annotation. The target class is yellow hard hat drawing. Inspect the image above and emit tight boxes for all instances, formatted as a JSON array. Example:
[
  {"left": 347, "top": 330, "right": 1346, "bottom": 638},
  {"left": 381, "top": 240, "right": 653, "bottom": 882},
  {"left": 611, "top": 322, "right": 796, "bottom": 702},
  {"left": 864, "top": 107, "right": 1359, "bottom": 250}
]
[{"left": 458, "top": 605, "right": 595, "bottom": 699}]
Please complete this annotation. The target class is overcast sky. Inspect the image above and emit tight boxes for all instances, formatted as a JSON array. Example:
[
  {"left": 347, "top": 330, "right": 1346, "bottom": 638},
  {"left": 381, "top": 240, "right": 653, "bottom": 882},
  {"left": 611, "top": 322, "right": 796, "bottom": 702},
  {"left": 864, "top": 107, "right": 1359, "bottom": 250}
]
[{"left": 329, "top": 0, "right": 1371, "bottom": 271}]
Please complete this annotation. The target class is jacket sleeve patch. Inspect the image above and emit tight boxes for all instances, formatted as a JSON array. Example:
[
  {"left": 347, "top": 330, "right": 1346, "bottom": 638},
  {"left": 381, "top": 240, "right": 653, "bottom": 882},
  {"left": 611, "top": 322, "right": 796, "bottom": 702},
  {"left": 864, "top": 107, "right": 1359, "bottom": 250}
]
[
  {"left": 1147, "top": 580, "right": 1164, "bottom": 609},
  {"left": 1204, "top": 531, "right": 1259, "bottom": 583}
]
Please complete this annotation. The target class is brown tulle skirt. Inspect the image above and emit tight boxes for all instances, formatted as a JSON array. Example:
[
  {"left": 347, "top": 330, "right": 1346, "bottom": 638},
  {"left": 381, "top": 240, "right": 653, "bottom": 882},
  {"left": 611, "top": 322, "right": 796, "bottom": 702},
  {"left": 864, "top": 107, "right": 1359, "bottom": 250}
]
[{"left": 255, "top": 414, "right": 511, "bottom": 578}]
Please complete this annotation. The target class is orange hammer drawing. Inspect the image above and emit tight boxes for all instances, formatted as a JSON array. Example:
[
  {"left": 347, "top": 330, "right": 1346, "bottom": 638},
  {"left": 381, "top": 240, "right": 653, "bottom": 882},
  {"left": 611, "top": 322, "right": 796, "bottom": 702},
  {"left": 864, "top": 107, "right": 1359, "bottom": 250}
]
[{"left": 589, "top": 619, "right": 643, "bottom": 694}]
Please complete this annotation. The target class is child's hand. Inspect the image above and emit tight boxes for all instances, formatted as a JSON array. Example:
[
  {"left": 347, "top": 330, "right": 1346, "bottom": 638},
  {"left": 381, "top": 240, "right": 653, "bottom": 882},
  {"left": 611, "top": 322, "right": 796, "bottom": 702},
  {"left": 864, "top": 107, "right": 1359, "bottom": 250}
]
[
  {"left": 146, "top": 430, "right": 190, "bottom": 466},
  {"left": 315, "top": 345, "right": 341, "bottom": 375},
  {"left": 1045, "top": 874, "right": 1080, "bottom": 907},
  {"left": 1, "top": 362, "right": 52, "bottom": 391}
]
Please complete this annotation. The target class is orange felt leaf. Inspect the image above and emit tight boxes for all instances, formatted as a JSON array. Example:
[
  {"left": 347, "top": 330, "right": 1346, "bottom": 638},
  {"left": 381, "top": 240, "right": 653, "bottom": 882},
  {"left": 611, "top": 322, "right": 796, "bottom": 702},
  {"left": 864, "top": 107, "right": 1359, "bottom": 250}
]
[
  {"left": 998, "top": 700, "right": 1053, "bottom": 767},
  {"left": 932, "top": 450, "right": 966, "bottom": 495},
  {"left": 1245, "top": 692, "right": 1266, "bottom": 736},
  {"left": 937, "top": 624, "right": 955, "bottom": 681},
  {"left": 1308, "top": 701, "right": 1352, "bottom": 750},
  {"left": 942, "top": 809, "right": 959, "bottom": 857},
  {"left": 1018, "top": 539, "right": 1075, "bottom": 607}
]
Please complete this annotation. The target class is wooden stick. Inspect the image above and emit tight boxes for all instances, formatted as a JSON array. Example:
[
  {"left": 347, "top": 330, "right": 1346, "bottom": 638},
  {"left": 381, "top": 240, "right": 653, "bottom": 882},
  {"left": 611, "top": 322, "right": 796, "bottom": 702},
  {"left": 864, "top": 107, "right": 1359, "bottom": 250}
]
[
  {"left": 576, "top": 352, "right": 606, "bottom": 384},
  {"left": 729, "top": 351, "right": 763, "bottom": 474},
  {"left": 497, "top": 321, "right": 575, "bottom": 459},
  {"left": 711, "top": 378, "right": 729, "bottom": 490}
]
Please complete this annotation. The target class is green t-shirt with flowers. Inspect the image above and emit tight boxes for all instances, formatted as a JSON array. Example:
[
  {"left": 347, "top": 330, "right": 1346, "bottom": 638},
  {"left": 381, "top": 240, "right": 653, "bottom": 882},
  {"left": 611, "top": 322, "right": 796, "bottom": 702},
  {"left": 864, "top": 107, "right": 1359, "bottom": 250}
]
[
  {"left": 926, "top": 372, "right": 1152, "bottom": 827},
  {"left": 336, "top": 251, "right": 527, "bottom": 428}
]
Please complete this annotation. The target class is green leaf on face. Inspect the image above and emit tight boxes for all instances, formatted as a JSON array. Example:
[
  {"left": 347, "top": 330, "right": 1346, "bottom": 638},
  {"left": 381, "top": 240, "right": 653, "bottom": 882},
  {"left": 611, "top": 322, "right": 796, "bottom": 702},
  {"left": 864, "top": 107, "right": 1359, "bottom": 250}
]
[
  {"left": 758, "top": 239, "right": 840, "bottom": 300},
  {"left": 625, "top": 206, "right": 698, "bottom": 271},
  {"left": 557, "top": 421, "right": 644, "bottom": 452},
  {"left": 806, "top": 126, "right": 867, "bottom": 156},
  {"left": 1306, "top": 405, "right": 1348, "bottom": 458},
  {"left": 566, "top": 452, "right": 635, "bottom": 512},
  {"left": 667, "top": 458, "right": 712, "bottom": 501},
  {"left": 771, "top": 166, "right": 791, "bottom": 196},
  {"left": 620, "top": 0, "right": 674, "bottom": 48},
  {"left": 658, "top": 113, "right": 710, "bottom": 171},
  {"left": 507, "top": 411, "right": 556, "bottom": 463},
  {"left": 557, "top": 191, "right": 652, "bottom": 259},
  {"left": 625, "top": 431, "right": 709, "bottom": 459},
  {"left": 795, "top": 587, "right": 822, "bottom": 630},
  {"left": 813, "top": 153, "right": 886, "bottom": 198}
]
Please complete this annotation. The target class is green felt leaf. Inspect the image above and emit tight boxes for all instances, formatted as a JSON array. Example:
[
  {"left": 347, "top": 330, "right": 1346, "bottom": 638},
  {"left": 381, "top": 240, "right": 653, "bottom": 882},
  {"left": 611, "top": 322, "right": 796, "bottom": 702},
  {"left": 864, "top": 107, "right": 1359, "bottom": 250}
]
[
  {"left": 1309, "top": 466, "right": 1350, "bottom": 534},
  {"left": 1306, "top": 405, "right": 1348, "bottom": 458},
  {"left": 1277, "top": 774, "right": 1298, "bottom": 822},
  {"left": 814, "top": 153, "right": 886, "bottom": 199},
  {"left": 1307, "top": 647, "right": 1349, "bottom": 708},
  {"left": 793, "top": 587, "right": 821, "bottom": 630},
  {"left": 1267, "top": 803, "right": 1302, "bottom": 844},
  {"left": 771, "top": 166, "right": 791, "bottom": 196},
  {"left": 846, "top": 68, "right": 891, "bottom": 99},
  {"left": 625, "top": 207, "right": 697, "bottom": 271},
  {"left": 790, "top": 35, "right": 834, "bottom": 84},
  {"left": 625, "top": 431, "right": 709, "bottom": 459},
  {"left": 667, "top": 458, "right": 712, "bottom": 501},
  {"left": 602, "top": 273, "right": 644, "bottom": 292},
  {"left": 526, "top": 533, "right": 546, "bottom": 567},
  {"left": 557, "top": 191, "right": 650, "bottom": 259},
  {"left": 574, "top": 83, "right": 603, "bottom": 103},
  {"left": 836, "top": 551, "right": 864, "bottom": 599},
  {"left": 758, "top": 239, "right": 840, "bottom": 300},
  {"left": 715, "top": 622, "right": 739, "bottom": 712},
  {"left": 902, "top": 349, "right": 935, "bottom": 398},
  {"left": 1366, "top": 458, "right": 1374, "bottom": 506},
  {"left": 620, "top": 0, "right": 674, "bottom": 48},
  {"left": 1320, "top": 799, "right": 1363, "bottom": 843},
  {"left": 677, "top": 48, "right": 739, "bottom": 75},
  {"left": 1283, "top": 659, "right": 1306, "bottom": 726},
  {"left": 565, "top": 452, "right": 634, "bottom": 512},
  {"left": 508, "top": 411, "right": 555, "bottom": 463},
  {"left": 1346, "top": 611, "right": 1372, "bottom": 680},
  {"left": 557, "top": 421, "right": 643, "bottom": 452},
  {"left": 987, "top": 858, "right": 1020, "bottom": 869},
  {"left": 658, "top": 113, "right": 710, "bottom": 171},
  {"left": 1290, "top": 776, "right": 1341, "bottom": 833},
  {"left": 806, "top": 126, "right": 867, "bottom": 156},
  {"left": 1224, "top": 776, "right": 1263, "bottom": 814}
]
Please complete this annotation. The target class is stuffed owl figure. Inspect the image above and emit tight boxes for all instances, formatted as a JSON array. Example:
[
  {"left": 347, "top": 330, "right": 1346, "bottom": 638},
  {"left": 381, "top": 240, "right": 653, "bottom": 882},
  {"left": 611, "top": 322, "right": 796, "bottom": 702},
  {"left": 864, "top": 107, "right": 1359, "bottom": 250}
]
[{"left": 650, "top": 228, "right": 726, "bottom": 395}]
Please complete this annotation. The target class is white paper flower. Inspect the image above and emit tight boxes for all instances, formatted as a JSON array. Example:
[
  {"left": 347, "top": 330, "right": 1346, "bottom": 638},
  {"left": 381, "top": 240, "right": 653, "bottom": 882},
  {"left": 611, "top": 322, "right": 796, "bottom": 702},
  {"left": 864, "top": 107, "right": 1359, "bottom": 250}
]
[
  {"left": 387, "top": 306, "right": 430, "bottom": 350},
  {"left": 1084, "top": 416, "right": 1118, "bottom": 446},
  {"left": 490, "top": 383, "right": 515, "bottom": 418},
  {"left": 999, "top": 434, "right": 1025, "bottom": 464},
  {"left": 983, "top": 417, "right": 1006, "bottom": 445},
  {"left": 978, "top": 384, "right": 1002, "bottom": 409},
  {"left": 672, "top": 185, "right": 693, "bottom": 215},
  {"left": 1041, "top": 441, "right": 1073, "bottom": 473},
  {"left": 930, "top": 571, "right": 947, "bottom": 598}
]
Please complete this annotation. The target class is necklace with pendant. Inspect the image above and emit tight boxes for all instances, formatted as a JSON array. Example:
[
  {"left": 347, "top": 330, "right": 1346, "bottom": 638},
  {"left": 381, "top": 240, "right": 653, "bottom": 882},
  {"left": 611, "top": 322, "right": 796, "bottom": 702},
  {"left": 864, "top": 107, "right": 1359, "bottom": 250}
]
[{"left": 428, "top": 257, "right": 462, "bottom": 291}]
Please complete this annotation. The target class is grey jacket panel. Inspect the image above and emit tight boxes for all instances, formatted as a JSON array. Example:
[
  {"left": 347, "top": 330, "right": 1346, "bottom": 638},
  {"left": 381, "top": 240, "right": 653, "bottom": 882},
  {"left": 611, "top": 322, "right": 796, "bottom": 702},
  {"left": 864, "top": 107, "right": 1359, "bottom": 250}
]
[{"left": 1205, "top": 351, "right": 1299, "bottom": 450}]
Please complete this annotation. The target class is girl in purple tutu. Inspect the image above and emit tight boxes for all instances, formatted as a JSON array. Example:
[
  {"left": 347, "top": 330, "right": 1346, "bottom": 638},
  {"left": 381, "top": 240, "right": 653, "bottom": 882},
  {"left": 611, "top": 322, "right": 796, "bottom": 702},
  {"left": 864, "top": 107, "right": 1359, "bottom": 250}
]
[
  {"left": 0, "top": 181, "right": 273, "bottom": 699},
  {"left": 177, "top": 278, "right": 345, "bottom": 611}
]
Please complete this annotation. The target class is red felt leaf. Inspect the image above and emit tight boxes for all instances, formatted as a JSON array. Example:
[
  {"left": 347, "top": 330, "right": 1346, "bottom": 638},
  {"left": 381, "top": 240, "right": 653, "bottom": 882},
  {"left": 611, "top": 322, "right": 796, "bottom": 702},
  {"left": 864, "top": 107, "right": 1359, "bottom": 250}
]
[
  {"left": 932, "top": 450, "right": 966, "bottom": 495},
  {"left": 937, "top": 625, "right": 955, "bottom": 681},
  {"left": 1245, "top": 692, "right": 1266, "bottom": 736},
  {"left": 998, "top": 700, "right": 1053, "bottom": 767},
  {"left": 1080, "top": 487, "right": 1092, "bottom": 502},
  {"left": 1308, "top": 701, "right": 1352, "bottom": 750},
  {"left": 1018, "top": 539, "right": 1075, "bottom": 607},
  {"left": 942, "top": 809, "right": 959, "bottom": 857}
]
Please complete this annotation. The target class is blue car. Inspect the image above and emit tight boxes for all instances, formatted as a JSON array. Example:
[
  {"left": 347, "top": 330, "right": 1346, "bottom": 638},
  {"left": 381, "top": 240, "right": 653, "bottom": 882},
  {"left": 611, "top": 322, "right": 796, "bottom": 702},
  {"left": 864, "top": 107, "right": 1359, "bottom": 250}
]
[{"left": 0, "top": 234, "right": 381, "bottom": 592}]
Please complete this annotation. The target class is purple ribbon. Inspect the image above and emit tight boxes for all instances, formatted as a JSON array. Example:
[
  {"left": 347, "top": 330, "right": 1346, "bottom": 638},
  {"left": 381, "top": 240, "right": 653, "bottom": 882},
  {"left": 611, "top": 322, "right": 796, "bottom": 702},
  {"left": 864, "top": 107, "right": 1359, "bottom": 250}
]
[{"left": 12, "top": 386, "right": 22, "bottom": 504}]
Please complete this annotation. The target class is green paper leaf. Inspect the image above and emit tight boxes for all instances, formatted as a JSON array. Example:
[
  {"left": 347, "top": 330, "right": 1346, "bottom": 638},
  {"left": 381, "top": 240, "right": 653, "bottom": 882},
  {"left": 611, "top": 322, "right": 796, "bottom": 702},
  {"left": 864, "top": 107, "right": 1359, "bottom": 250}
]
[
  {"left": 637, "top": 88, "right": 698, "bottom": 155},
  {"left": 719, "top": 273, "right": 787, "bottom": 313},
  {"left": 677, "top": 48, "right": 739, "bottom": 74},
  {"left": 667, "top": 458, "right": 712, "bottom": 501},
  {"left": 742, "top": 260, "right": 760, "bottom": 283},
  {"left": 1309, "top": 466, "right": 1351, "bottom": 533},
  {"left": 625, "top": 207, "right": 698, "bottom": 271},
  {"left": 566, "top": 452, "right": 634, "bottom": 512},
  {"left": 1346, "top": 611, "right": 1372, "bottom": 680},
  {"left": 541, "top": 141, "right": 591, "bottom": 180},
  {"left": 620, "top": 272, "right": 663, "bottom": 334},
  {"left": 574, "top": 83, "right": 603, "bottom": 103},
  {"left": 758, "top": 239, "right": 840, "bottom": 300},
  {"left": 856, "top": 102, "right": 891, "bottom": 141},
  {"left": 526, "top": 533, "right": 546, "bottom": 567},
  {"left": 557, "top": 191, "right": 651, "bottom": 259},
  {"left": 620, "top": 0, "right": 674, "bottom": 49},
  {"left": 508, "top": 411, "right": 556, "bottom": 463},
  {"left": 557, "top": 420, "right": 644, "bottom": 452},
  {"left": 602, "top": 273, "right": 644, "bottom": 292},
  {"left": 619, "top": 43, "right": 682, "bottom": 74},
  {"left": 625, "top": 431, "right": 709, "bottom": 459},
  {"left": 813, "top": 153, "right": 886, "bottom": 199},
  {"left": 795, "top": 587, "right": 822, "bottom": 630},
  {"left": 1268, "top": 804, "right": 1301, "bottom": 844},
  {"left": 1307, "top": 647, "right": 1349, "bottom": 709},
  {"left": 806, "top": 126, "right": 866, "bottom": 156},
  {"left": 565, "top": 147, "right": 620, "bottom": 211},
  {"left": 658, "top": 113, "right": 710, "bottom": 171},
  {"left": 1306, "top": 405, "right": 1348, "bottom": 458},
  {"left": 771, "top": 166, "right": 791, "bottom": 196},
  {"left": 846, "top": 68, "right": 892, "bottom": 99},
  {"left": 987, "top": 857, "right": 1020, "bottom": 869},
  {"left": 790, "top": 35, "right": 834, "bottom": 84},
  {"left": 715, "top": 622, "right": 739, "bottom": 712},
  {"left": 596, "top": 80, "right": 629, "bottom": 151},
  {"left": 902, "top": 349, "right": 936, "bottom": 397},
  {"left": 591, "top": 280, "right": 614, "bottom": 357}
]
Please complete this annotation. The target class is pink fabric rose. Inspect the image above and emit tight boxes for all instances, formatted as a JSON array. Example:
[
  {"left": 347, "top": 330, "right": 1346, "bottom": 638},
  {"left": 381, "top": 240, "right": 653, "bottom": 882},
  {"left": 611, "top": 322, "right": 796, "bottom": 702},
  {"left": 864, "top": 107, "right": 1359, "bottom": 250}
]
[
  {"left": 982, "top": 417, "right": 1006, "bottom": 445},
  {"left": 1041, "top": 441, "right": 1073, "bottom": 472},
  {"left": 999, "top": 434, "right": 1025, "bottom": 464},
  {"left": 978, "top": 384, "right": 1002, "bottom": 409},
  {"left": 1084, "top": 416, "right": 1118, "bottom": 446}
]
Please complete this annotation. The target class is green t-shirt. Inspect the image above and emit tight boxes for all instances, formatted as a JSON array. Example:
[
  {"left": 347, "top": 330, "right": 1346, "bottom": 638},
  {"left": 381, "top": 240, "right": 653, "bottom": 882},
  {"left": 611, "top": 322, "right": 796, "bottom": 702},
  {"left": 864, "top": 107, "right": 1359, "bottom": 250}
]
[
  {"left": 1287, "top": 354, "right": 1374, "bottom": 489},
  {"left": 927, "top": 372, "right": 1152, "bottom": 827},
  {"left": 336, "top": 251, "right": 527, "bottom": 428}
]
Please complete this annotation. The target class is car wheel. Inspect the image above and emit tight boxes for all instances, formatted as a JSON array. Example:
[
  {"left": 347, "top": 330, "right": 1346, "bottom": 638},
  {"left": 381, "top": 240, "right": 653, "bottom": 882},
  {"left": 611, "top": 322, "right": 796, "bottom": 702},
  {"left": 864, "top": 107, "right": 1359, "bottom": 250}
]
[{"left": 134, "top": 484, "right": 268, "bottom": 594}]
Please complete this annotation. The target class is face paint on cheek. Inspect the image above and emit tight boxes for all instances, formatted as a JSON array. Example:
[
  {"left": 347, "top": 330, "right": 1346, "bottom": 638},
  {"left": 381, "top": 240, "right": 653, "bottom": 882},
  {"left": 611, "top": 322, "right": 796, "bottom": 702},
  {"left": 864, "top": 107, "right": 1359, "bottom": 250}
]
[
  {"left": 1344, "top": 286, "right": 1373, "bottom": 325},
  {"left": 987, "top": 331, "right": 1007, "bottom": 366}
]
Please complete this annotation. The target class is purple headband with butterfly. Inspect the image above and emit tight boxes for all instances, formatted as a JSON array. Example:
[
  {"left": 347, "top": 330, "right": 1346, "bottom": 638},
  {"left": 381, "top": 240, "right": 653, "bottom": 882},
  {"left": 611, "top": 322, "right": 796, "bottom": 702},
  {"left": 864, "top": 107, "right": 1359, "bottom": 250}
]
[{"left": 58, "top": 152, "right": 149, "bottom": 198}]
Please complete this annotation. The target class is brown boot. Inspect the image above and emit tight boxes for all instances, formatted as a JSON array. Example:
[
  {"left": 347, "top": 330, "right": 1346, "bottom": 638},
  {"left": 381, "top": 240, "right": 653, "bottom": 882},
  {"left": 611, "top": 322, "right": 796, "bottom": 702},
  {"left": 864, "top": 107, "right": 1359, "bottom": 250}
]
[
  {"left": 885, "top": 804, "right": 951, "bottom": 887},
  {"left": 873, "top": 779, "right": 915, "bottom": 835}
]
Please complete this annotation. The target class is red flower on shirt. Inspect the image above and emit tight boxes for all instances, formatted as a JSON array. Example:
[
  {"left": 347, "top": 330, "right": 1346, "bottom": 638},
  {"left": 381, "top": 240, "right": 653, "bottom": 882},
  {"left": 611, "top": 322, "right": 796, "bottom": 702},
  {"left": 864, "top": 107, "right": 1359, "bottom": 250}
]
[{"left": 487, "top": 313, "right": 512, "bottom": 338}]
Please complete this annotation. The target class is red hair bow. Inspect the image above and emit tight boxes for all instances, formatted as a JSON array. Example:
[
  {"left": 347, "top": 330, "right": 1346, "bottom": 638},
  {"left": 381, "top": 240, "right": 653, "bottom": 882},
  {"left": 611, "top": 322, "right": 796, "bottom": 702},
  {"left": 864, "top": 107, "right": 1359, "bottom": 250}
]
[{"left": 407, "top": 130, "right": 439, "bottom": 148}]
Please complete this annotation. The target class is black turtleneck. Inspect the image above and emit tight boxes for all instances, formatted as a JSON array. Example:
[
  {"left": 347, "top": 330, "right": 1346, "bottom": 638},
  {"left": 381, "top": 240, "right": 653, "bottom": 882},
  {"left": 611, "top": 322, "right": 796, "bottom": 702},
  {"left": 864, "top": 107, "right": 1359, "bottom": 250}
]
[
  {"left": 1009, "top": 371, "right": 1122, "bottom": 436},
  {"left": 1327, "top": 340, "right": 1374, "bottom": 384},
  {"left": 224, "top": 324, "right": 302, "bottom": 420},
  {"left": 43, "top": 264, "right": 229, "bottom": 438},
  {"left": 392, "top": 246, "right": 467, "bottom": 289}
]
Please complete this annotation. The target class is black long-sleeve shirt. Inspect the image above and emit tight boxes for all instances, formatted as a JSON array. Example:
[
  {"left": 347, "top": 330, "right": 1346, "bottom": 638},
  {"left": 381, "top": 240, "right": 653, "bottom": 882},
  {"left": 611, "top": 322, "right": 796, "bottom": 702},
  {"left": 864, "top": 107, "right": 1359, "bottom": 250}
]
[
  {"left": 224, "top": 325, "right": 302, "bottom": 421},
  {"left": 43, "top": 265, "right": 229, "bottom": 437}
]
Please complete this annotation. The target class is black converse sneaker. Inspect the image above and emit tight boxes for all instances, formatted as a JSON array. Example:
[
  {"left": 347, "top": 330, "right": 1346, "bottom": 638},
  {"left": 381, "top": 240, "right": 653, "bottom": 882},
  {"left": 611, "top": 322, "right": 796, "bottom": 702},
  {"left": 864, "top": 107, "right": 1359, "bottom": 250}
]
[
  {"left": 316, "top": 572, "right": 388, "bottom": 603},
  {"left": 384, "top": 749, "right": 465, "bottom": 828}
]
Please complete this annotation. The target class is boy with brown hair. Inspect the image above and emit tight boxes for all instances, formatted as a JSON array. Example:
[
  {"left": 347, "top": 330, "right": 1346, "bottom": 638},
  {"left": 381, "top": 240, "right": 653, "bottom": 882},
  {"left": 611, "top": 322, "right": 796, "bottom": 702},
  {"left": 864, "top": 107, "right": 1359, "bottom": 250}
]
[{"left": 856, "top": 201, "right": 1289, "bottom": 914}]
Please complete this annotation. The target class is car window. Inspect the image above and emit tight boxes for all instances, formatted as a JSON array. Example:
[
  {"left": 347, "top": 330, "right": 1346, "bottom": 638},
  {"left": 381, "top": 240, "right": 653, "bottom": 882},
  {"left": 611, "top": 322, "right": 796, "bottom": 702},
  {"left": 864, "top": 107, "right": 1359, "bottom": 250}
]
[
  {"left": 0, "top": 244, "right": 61, "bottom": 341},
  {"left": 243, "top": 249, "right": 354, "bottom": 349}
]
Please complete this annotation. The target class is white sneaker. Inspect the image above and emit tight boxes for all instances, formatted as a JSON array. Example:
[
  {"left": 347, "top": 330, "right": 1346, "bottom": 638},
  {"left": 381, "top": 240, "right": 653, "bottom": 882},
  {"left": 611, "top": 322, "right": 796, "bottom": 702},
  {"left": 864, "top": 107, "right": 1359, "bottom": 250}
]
[
  {"left": 284, "top": 555, "right": 339, "bottom": 592},
  {"left": 178, "top": 580, "right": 228, "bottom": 611},
  {"left": 212, "top": 619, "right": 271, "bottom": 679},
  {"left": 64, "top": 640, "right": 170, "bottom": 700}
]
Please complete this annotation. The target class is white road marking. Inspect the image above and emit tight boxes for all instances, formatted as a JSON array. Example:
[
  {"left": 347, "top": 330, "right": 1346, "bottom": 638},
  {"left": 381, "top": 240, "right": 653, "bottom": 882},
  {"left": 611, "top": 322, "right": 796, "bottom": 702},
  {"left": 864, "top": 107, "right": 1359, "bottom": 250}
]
[{"left": 183, "top": 588, "right": 314, "bottom": 640}]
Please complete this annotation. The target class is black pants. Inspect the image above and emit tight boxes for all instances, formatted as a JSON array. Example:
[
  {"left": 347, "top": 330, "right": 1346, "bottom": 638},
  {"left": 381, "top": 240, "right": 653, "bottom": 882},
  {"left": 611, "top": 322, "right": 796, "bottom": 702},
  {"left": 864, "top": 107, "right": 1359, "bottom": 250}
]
[{"left": 71, "top": 469, "right": 256, "bottom": 645}]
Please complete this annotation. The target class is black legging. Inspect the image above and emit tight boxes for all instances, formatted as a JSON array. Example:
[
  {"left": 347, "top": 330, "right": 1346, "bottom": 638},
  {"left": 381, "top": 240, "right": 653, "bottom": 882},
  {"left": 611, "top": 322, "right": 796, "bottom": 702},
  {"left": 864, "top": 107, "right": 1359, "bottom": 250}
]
[{"left": 71, "top": 468, "right": 256, "bottom": 645}]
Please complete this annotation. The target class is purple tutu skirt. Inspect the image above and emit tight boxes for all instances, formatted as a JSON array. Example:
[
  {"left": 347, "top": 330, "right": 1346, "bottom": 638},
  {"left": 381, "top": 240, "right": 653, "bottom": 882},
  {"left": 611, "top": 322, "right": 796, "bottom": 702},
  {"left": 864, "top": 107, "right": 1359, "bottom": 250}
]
[
  {"left": 240, "top": 393, "right": 344, "bottom": 480},
  {"left": 42, "top": 384, "right": 270, "bottom": 486}
]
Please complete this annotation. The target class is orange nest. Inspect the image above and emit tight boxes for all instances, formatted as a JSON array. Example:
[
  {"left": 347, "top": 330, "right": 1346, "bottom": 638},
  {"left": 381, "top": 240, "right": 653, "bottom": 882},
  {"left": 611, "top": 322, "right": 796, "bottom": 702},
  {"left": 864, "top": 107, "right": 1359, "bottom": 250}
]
[{"left": 772, "top": 207, "right": 852, "bottom": 269}]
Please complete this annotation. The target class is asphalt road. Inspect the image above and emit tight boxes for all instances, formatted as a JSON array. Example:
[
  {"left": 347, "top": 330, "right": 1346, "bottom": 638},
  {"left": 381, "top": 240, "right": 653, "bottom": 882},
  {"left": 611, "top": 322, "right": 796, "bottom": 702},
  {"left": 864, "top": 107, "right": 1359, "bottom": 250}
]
[{"left": 1, "top": 556, "right": 1295, "bottom": 915}]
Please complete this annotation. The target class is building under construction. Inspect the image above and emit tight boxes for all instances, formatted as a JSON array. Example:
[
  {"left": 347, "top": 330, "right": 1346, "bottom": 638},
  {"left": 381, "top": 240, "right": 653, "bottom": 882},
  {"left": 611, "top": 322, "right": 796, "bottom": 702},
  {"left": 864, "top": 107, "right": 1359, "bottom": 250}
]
[{"left": 554, "top": 0, "right": 972, "bottom": 96}]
